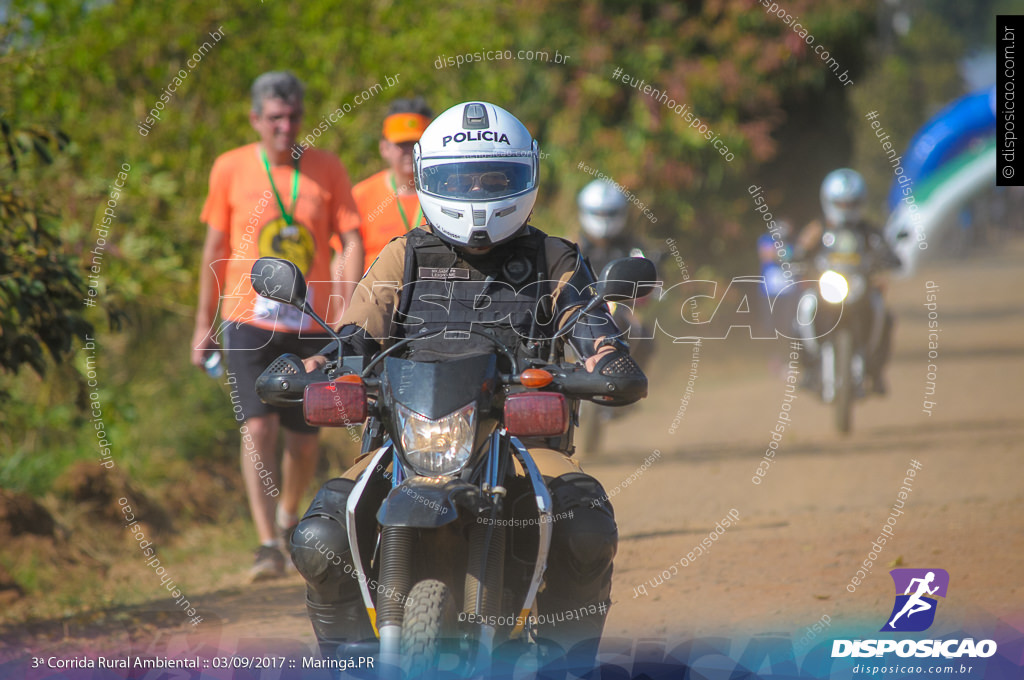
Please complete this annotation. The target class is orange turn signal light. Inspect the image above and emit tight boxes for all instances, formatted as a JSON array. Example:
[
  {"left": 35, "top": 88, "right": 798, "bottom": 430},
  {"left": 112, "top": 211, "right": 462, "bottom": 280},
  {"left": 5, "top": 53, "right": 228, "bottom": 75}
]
[
  {"left": 519, "top": 368, "right": 554, "bottom": 388},
  {"left": 335, "top": 373, "right": 363, "bottom": 384}
]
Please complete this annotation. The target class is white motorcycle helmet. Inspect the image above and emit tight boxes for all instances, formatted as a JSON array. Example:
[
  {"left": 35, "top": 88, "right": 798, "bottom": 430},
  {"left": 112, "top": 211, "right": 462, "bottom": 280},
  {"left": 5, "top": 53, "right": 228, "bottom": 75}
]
[
  {"left": 820, "top": 168, "right": 867, "bottom": 227},
  {"left": 414, "top": 101, "right": 539, "bottom": 248},
  {"left": 578, "top": 179, "right": 629, "bottom": 240}
]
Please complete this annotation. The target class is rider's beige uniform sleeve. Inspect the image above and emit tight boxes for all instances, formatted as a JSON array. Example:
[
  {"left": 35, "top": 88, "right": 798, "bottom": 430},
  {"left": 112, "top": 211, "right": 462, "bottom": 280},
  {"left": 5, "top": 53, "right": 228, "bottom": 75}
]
[
  {"left": 336, "top": 237, "right": 407, "bottom": 341},
  {"left": 544, "top": 237, "right": 588, "bottom": 328}
]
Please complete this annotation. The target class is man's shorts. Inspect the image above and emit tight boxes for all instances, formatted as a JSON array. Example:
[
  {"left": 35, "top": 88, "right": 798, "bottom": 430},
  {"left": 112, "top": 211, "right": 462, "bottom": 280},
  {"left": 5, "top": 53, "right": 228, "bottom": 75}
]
[{"left": 223, "top": 322, "right": 331, "bottom": 433}]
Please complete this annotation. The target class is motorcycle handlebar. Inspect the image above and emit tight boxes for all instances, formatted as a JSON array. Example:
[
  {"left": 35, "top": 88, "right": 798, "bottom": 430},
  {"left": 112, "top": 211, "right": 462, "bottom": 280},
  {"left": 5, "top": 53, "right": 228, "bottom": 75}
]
[
  {"left": 254, "top": 354, "right": 334, "bottom": 407},
  {"left": 257, "top": 354, "right": 642, "bottom": 409},
  {"left": 508, "top": 363, "right": 647, "bottom": 405}
]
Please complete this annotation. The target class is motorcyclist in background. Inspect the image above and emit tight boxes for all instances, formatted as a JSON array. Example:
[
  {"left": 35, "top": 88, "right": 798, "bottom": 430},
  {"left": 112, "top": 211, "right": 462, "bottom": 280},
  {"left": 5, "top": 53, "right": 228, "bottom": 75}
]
[
  {"left": 575, "top": 180, "right": 656, "bottom": 455},
  {"left": 285, "top": 102, "right": 646, "bottom": 663},
  {"left": 577, "top": 179, "right": 636, "bottom": 271},
  {"left": 577, "top": 179, "right": 655, "bottom": 371},
  {"left": 795, "top": 168, "right": 901, "bottom": 394}
]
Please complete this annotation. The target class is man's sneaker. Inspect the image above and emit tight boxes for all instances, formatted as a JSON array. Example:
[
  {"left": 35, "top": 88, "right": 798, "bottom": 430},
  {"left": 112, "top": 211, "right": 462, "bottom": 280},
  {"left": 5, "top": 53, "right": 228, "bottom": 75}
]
[{"left": 249, "top": 544, "right": 285, "bottom": 582}]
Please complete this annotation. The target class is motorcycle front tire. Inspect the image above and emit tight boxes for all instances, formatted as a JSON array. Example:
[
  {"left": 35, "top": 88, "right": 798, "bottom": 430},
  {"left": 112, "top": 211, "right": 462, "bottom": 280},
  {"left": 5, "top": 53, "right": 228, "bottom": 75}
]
[{"left": 401, "top": 579, "right": 458, "bottom": 679}]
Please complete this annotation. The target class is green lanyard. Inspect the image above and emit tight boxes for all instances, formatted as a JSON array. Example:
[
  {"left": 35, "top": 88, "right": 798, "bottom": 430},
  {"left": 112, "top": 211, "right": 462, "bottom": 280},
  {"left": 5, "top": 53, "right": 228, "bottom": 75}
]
[
  {"left": 390, "top": 172, "right": 422, "bottom": 232},
  {"left": 260, "top": 147, "right": 300, "bottom": 225}
]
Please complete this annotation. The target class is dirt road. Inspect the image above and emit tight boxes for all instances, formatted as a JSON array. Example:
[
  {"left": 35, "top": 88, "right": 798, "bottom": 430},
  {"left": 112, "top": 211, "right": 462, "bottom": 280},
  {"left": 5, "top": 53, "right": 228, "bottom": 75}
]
[
  {"left": 3, "top": 238, "right": 1022, "bottom": 676},
  {"left": 599, "top": 237, "right": 1024, "bottom": 646}
]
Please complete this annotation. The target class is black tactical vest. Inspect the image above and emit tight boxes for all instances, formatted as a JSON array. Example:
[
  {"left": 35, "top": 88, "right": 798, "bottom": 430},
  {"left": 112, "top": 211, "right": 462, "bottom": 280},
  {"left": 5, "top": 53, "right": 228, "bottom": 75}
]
[{"left": 395, "top": 226, "right": 551, "bottom": 359}]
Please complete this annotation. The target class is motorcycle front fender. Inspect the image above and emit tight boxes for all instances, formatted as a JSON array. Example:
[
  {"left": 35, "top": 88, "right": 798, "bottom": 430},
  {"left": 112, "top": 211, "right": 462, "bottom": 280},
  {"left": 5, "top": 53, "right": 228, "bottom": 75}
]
[{"left": 376, "top": 477, "right": 484, "bottom": 528}]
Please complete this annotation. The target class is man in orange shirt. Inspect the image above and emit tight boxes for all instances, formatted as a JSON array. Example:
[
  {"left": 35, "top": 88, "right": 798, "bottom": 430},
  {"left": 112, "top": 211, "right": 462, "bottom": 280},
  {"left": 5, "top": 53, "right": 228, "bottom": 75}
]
[
  {"left": 348, "top": 97, "right": 433, "bottom": 272},
  {"left": 190, "top": 71, "right": 364, "bottom": 580}
]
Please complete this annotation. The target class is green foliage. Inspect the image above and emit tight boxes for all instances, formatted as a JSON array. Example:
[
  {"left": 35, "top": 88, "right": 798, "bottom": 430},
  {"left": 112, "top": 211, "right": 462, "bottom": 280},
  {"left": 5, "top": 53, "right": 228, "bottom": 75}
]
[
  {"left": 506, "top": 0, "right": 877, "bottom": 265},
  {"left": 0, "top": 0, "right": 974, "bottom": 497},
  {"left": 0, "top": 117, "right": 93, "bottom": 387}
]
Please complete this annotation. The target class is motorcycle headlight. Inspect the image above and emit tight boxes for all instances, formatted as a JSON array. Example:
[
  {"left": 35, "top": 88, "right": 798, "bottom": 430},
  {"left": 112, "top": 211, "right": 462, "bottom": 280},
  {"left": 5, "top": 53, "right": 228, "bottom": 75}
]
[
  {"left": 395, "top": 402, "right": 476, "bottom": 476},
  {"left": 819, "top": 270, "right": 849, "bottom": 304}
]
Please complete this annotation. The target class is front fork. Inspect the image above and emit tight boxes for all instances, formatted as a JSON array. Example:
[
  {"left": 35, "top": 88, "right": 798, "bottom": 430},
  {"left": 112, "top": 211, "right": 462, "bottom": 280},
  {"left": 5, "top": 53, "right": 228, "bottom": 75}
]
[
  {"left": 466, "top": 432, "right": 556, "bottom": 672},
  {"left": 819, "top": 340, "right": 864, "bottom": 403},
  {"left": 467, "top": 432, "right": 507, "bottom": 674},
  {"left": 798, "top": 292, "right": 866, "bottom": 402}
]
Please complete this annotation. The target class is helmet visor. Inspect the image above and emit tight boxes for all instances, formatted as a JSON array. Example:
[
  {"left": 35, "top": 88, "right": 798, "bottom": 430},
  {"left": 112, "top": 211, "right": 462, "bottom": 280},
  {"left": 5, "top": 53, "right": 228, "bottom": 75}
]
[
  {"left": 420, "top": 161, "right": 534, "bottom": 200},
  {"left": 584, "top": 207, "right": 627, "bottom": 218},
  {"left": 831, "top": 199, "right": 860, "bottom": 210}
]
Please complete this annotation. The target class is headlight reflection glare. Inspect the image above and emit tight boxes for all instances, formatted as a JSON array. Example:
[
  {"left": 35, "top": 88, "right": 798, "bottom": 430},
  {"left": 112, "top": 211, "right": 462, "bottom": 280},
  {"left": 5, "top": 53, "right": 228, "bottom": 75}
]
[{"left": 819, "top": 270, "right": 849, "bottom": 304}]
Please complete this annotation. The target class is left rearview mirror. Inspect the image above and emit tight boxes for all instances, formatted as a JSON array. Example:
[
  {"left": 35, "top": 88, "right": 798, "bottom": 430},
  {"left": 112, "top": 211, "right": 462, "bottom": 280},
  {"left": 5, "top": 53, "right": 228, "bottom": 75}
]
[{"left": 250, "top": 257, "right": 307, "bottom": 308}]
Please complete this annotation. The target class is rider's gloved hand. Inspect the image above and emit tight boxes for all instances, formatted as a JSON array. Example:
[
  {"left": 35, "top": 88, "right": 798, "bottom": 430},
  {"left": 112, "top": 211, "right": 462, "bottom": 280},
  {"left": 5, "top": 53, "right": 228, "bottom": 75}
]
[
  {"left": 303, "top": 354, "right": 328, "bottom": 373},
  {"left": 584, "top": 339, "right": 616, "bottom": 373},
  {"left": 584, "top": 336, "right": 647, "bottom": 404}
]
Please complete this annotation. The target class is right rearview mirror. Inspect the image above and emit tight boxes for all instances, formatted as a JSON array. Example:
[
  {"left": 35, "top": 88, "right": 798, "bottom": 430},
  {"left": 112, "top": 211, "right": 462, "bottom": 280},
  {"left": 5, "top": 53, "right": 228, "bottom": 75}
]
[{"left": 596, "top": 257, "right": 658, "bottom": 301}]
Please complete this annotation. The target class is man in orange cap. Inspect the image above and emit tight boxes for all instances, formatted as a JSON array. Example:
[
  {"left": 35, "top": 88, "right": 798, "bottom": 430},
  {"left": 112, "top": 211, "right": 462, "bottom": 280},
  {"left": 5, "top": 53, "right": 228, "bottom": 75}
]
[{"left": 346, "top": 98, "right": 433, "bottom": 273}]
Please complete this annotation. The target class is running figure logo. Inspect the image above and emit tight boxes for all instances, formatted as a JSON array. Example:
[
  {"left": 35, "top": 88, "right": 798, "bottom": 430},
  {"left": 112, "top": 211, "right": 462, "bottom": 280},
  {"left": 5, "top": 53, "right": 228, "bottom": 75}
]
[{"left": 881, "top": 568, "right": 949, "bottom": 632}]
